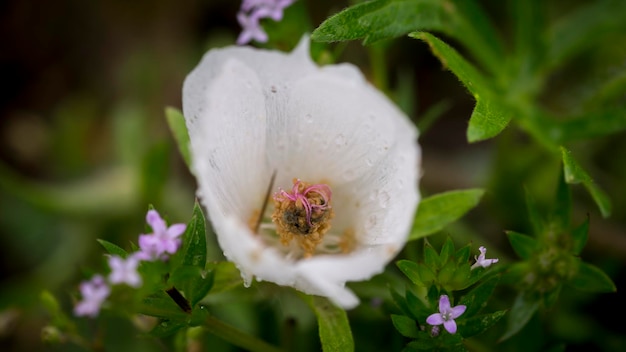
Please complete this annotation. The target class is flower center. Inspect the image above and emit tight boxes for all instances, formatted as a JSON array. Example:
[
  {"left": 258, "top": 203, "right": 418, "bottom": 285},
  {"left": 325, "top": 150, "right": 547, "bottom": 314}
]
[{"left": 271, "top": 179, "right": 335, "bottom": 258}]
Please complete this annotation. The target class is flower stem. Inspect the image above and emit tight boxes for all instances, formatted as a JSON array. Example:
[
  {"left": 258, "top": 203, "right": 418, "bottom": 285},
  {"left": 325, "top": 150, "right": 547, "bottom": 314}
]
[{"left": 202, "top": 316, "right": 283, "bottom": 352}]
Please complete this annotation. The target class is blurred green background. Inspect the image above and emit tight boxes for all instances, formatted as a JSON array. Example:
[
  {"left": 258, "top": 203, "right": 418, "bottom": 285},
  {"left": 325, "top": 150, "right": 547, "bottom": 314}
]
[{"left": 1, "top": 0, "right": 625, "bottom": 351}]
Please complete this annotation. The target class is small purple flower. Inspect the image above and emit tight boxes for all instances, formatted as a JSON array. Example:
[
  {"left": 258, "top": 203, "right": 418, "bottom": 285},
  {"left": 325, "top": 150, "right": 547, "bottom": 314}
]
[
  {"left": 426, "top": 295, "right": 466, "bottom": 334},
  {"left": 471, "top": 246, "right": 499, "bottom": 270},
  {"left": 236, "top": 0, "right": 296, "bottom": 45},
  {"left": 74, "top": 275, "right": 110, "bottom": 317},
  {"left": 136, "top": 209, "right": 186, "bottom": 261},
  {"left": 108, "top": 255, "right": 142, "bottom": 287}
]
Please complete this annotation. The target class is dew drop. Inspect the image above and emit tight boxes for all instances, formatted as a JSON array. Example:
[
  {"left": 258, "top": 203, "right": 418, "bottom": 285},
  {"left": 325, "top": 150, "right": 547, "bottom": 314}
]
[
  {"left": 365, "top": 158, "right": 374, "bottom": 166},
  {"left": 305, "top": 114, "right": 313, "bottom": 123},
  {"left": 378, "top": 191, "right": 390, "bottom": 208},
  {"left": 334, "top": 134, "right": 346, "bottom": 146},
  {"left": 367, "top": 214, "right": 377, "bottom": 227},
  {"left": 161, "top": 321, "right": 169, "bottom": 327}
]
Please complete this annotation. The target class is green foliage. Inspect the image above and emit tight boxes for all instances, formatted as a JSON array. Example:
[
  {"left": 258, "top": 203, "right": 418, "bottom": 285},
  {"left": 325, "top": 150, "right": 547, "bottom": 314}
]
[
  {"left": 165, "top": 107, "right": 192, "bottom": 170},
  {"left": 304, "top": 296, "right": 355, "bottom": 352},
  {"left": 409, "top": 189, "right": 484, "bottom": 240},
  {"left": 393, "top": 239, "right": 503, "bottom": 350},
  {"left": 560, "top": 147, "right": 611, "bottom": 217}
]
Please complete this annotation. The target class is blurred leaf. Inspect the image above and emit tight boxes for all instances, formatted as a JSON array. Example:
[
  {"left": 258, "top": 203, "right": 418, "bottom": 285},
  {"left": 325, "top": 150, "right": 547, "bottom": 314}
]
[
  {"left": 510, "top": 0, "right": 545, "bottom": 76},
  {"left": 311, "top": 0, "right": 444, "bottom": 45},
  {"left": 553, "top": 169, "right": 572, "bottom": 232},
  {"left": 524, "top": 188, "right": 544, "bottom": 236},
  {"left": 449, "top": 264, "right": 471, "bottom": 290},
  {"left": 459, "top": 275, "right": 500, "bottom": 317},
  {"left": 178, "top": 201, "right": 207, "bottom": 268},
  {"left": 439, "top": 236, "right": 455, "bottom": 264},
  {"left": 165, "top": 107, "right": 192, "bottom": 170},
  {"left": 168, "top": 266, "right": 215, "bottom": 307},
  {"left": 455, "top": 244, "right": 471, "bottom": 265},
  {"left": 571, "top": 217, "right": 589, "bottom": 256},
  {"left": 505, "top": 231, "right": 540, "bottom": 260},
  {"left": 391, "top": 314, "right": 420, "bottom": 338},
  {"left": 457, "top": 310, "right": 506, "bottom": 339},
  {"left": 437, "top": 261, "right": 456, "bottom": 286},
  {"left": 304, "top": 296, "right": 354, "bottom": 352},
  {"left": 397, "top": 260, "right": 422, "bottom": 286},
  {"left": 139, "top": 290, "right": 190, "bottom": 320},
  {"left": 569, "top": 261, "right": 616, "bottom": 293},
  {"left": 424, "top": 243, "right": 441, "bottom": 270},
  {"left": 96, "top": 239, "right": 129, "bottom": 258},
  {"left": 391, "top": 287, "right": 415, "bottom": 318},
  {"left": 140, "top": 141, "right": 169, "bottom": 203},
  {"left": 149, "top": 318, "right": 187, "bottom": 338},
  {"left": 560, "top": 147, "right": 611, "bottom": 217},
  {"left": 547, "top": 0, "right": 626, "bottom": 69},
  {"left": 583, "top": 69, "right": 626, "bottom": 109},
  {"left": 558, "top": 107, "right": 626, "bottom": 142},
  {"left": 208, "top": 262, "right": 243, "bottom": 295},
  {"left": 405, "top": 288, "right": 430, "bottom": 320},
  {"left": 500, "top": 292, "right": 540, "bottom": 341},
  {"left": 416, "top": 99, "right": 452, "bottom": 133},
  {"left": 409, "top": 189, "right": 485, "bottom": 240}
]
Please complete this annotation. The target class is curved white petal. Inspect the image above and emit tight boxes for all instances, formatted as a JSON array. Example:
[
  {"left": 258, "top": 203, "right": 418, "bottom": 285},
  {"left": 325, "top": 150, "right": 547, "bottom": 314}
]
[{"left": 183, "top": 37, "right": 421, "bottom": 309}]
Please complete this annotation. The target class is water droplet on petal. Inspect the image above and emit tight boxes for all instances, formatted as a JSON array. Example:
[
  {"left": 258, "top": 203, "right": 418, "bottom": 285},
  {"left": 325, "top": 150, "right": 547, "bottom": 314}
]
[
  {"left": 305, "top": 114, "right": 313, "bottom": 123},
  {"left": 367, "top": 214, "right": 377, "bottom": 227},
  {"left": 365, "top": 158, "right": 374, "bottom": 166},
  {"left": 378, "top": 191, "right": 390, "bottom": 208},
  {"left": 334, "top": 134, "right": 346, "bottom": 146}
]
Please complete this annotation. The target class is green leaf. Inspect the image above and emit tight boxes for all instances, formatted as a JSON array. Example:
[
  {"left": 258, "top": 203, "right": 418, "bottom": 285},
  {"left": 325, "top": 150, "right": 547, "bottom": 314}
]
[
  {"left": 459, "top": 275, "right": 500, "bottom": 317},
  {"left": 558, "top": 107, "right": 626, "bottom": 142},
  {"left": 311, "top": 0, "right": 445, "bottom": 45},
  {"left": 96, "top": 239, "right": 128, "bottom": 258},
  {"left": 208, "top": 262, "right": 243, "bottom": 294},
  {"left": 457, "top": 310, "right": 506, "bottom": 339},
  {"left": 571, "top": 217, "right": 589, "bottom": 256},
  {"left": 409, "top": 189, "right": 484, "bottom": 240},
  {"left": 569, "top": 261, "right": 616, "bottom": 293},
  {"left": 304, "top": 296, "right": 354, "bottom": 352},
  {"left": 391, "top": 287, "right": 415, "bottom": 319},
  {"left": 455, "top": 244, "right": 471, "bottom": 265},
  {"left": 506, "top": 231, "right": 540, "bottom": 260},
  {"left": 391, "top": 314, "right": 420, "bottom": 338},
  {"left": 397, "top": 260, "right": 423, "bottom": 286},
  {"left": 168, "top": 266, "right": 215, "bottom": 307},
  {"left": 466, "top": 99, "right": 512, "bottom": 143},
  {"left": 179, "top": 201, "right": 208, "bottom": 268},
  {"left": 140, "top": 141, "right": 169, "bottom": 202},
  {"left": 423, "top": 243, "right": 441, "bottom": 270},
  {"left": 546, "top": 0, "right": 626, "bottom": 69},
  {"left": 584, "top": 70, "right": 626, "bottom": 109},
  {"left": 439, "top": 236, "right": 455, "bottom": 264},
  {"left": 138, "top": 290, "right": 190, "bottom": 320},
  {"left": 165, "top": 106, "right": 192, "bottom": 170},
  {"left": 560, "top": 147, "right": 611, "bottom": 217},
  {"left": 500, "top": 292, "right": 540, "bottom": 341},
  {"left": 553, "top": 168, "right": 572, "bottom": 232},
  {"left": 524, "top": 188, "right": 544, "bottom": 236},
  {"left": 405, "top": 288, "right": 430, "bottom": 320},
  {"left": 149, "top": 318, "right": 187, "bottom": 338}
]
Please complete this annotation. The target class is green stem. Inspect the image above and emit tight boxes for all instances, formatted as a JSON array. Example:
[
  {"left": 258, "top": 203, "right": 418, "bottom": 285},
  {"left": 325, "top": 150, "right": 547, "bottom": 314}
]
[
  {"left": 202, "top": 316, "right": 283, "bottom": 352},
  {"left": 367, "top": 42, "right": 389, "bottom": 94}
]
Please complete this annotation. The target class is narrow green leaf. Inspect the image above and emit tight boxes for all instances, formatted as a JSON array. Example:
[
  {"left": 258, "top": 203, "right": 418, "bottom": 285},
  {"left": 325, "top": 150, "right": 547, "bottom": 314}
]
[
  {"left": 569, "top": 262, "right": 616, "bottom": 293},
  {"left": 179, "top": 201, "right": 208, "bottom": 268},
  {"left": 165, "top": 106, "right": 192, "bottom": 170},
  {"left": 390, "top": 287, "right": 414, "bottom": 318},
  {"left": 410, "top": 32, "right": 489, "bottom": 95},
  {"left": 139, "top": 290, "right": 190, "bottom": 320},
  {"left": 584, "top": 70, "right": 626, "bottom": 109},
  {"left": 305, "top": 296, "right": 354, "bottom": 352},
  {"left": 466, "top": 99, "right": 512, "bottom": 143},
  {"left": 168, "top": 266, "right": 215, "bottom": 307},
  {"left": 500, "top": 292, "right": 540, "bottom": 341},
  {"left": 455, "top": 244, "right": 471, "bottom": 265},
  {"left": 391, "top": 314, "right": 420, "bottom": 338},
  {"left": 459, "top": 275, "right": 500, "bottom": 317},
  {"left": 561, "top": 147, "right": 611, "bottom": 217},
  {"left": 397, "top": 260, "right": 423, "bottom": 286},
  {"left": 506, "top": 231, "right": 540, "bottom": 260},
  {"left": 409, "top": 189, "right": 484, "bottom": 240},
  {"left": 439, "top": 236, "right": 455, "bottom": 264},
  {"left": 423, "top": 243, "right": 441, "bottom": 270},
  {"left": 405, "top": 288, "right": 430, "bottom": 320},
  {"left": 96, "top": 239, "right": 128, "bottom": 258},
  {"left": 524, "top": 188, "right": 544, "bottom": 236},
  {"left": 571, "top": 217, "right": 589, "bottom": 256},
  {"left": 457, "top": 310, "right": 506, "bottom": 339}
]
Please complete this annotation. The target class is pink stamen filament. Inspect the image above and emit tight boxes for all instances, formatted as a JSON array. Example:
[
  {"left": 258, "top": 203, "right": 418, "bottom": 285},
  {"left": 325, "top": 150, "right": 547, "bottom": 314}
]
[{"left": 274, "top": 180, "right": 332, "bottom": 226}]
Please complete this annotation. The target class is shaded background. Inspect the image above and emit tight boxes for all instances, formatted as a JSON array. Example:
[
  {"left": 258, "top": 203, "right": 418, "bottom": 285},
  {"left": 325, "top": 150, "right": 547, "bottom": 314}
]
[{"left": 1, "top": 0, "right": 625, "bottom": 351}]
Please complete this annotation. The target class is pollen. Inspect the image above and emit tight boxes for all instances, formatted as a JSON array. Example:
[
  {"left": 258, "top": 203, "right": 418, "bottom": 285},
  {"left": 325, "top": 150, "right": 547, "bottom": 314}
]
[{"left": 272, "top": 179, "right": 334, "bottom": 258}]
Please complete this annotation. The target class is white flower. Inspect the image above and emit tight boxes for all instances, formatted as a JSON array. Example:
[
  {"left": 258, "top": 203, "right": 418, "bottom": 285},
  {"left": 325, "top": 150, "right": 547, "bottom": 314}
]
[{"left": 182, "top": 37, "right": 421, "bottom": 309}]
